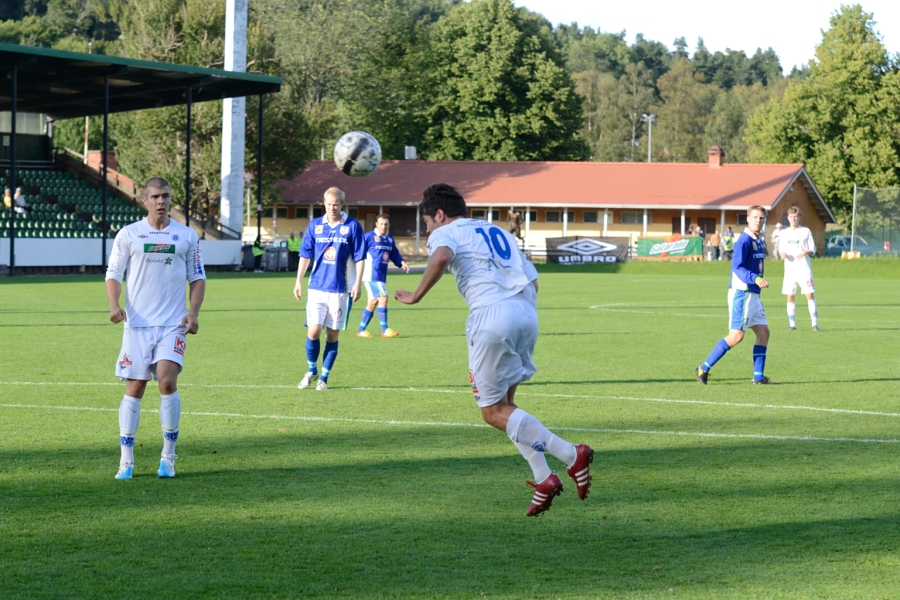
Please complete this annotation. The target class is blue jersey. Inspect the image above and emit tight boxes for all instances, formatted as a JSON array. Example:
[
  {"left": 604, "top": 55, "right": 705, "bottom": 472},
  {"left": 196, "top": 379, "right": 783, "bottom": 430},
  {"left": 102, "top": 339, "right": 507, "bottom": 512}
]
[
  {"left": 362, "top": 231, "right": 404, "bottom": 283},
  {"left": 730, "top": 228, "right": 766, "bottom": 293},
  {"left": 300, "top": 213, "right": 365, "bottom": 293}
]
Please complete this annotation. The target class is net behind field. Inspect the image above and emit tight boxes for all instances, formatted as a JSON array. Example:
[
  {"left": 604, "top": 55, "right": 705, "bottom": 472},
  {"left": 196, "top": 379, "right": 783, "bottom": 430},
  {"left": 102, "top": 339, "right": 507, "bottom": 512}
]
[{"left": 853, "top": 186, "right": 900, "bottom": 254}]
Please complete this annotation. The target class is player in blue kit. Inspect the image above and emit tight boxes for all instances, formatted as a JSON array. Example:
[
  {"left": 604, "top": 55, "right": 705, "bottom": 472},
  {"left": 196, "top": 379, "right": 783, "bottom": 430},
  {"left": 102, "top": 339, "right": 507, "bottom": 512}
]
[
  {"left": 357, "top": 214, "right": 410, "bottom": 338},
  {"left": 293, "top": 187, "right": 366, "bottom": 390},
  {"left": 695, "top": 205, "right": 777, "bottom": 385},
  {"left": 395, "top": 183, "right": 593, "bottom": 517}
]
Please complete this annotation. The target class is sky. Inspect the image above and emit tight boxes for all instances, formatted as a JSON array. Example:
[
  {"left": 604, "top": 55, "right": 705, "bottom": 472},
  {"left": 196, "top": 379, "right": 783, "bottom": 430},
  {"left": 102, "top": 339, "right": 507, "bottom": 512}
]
[{"left": 514, "top": 0, "right": 899, "bottom": 73}]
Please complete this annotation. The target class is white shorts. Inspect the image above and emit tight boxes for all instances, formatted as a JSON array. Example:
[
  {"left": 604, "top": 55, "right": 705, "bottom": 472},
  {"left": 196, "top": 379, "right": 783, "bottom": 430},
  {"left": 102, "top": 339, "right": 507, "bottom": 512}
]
[
  {"left": 728, "top": 289, "right": 767, "bottom": 331},
  {"left": 466, "top": 292, "right": 538, "bottom": 408},
  {"left": 363, "top": 281, "right": 387, "bottom": 299},
  {"left": 306, "top": 288, "right": 352, "bottom": 331},
  {"left": 115, "top": 325, "right": 186, "bottom": 381},
  {"left": 782, "top": 265, "right": 815, "bottom": 295}
]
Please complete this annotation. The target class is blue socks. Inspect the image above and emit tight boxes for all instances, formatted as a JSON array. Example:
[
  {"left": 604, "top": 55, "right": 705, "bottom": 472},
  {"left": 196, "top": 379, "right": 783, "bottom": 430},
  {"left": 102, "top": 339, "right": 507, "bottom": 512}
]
[
  {"left": 702, "top": 339, "right": 731, "bottom": 371},
  {"left": 377, "top": 308, "right": 388, "bottom": 333},
  {"left": 358, "top": 309, "right": 374, "bottom": 332},
  {"left": 753, "top": 345, "right": 767, "bottom": 381},
  {"left": 305, "top": 337, "right": 320, "bottom": 374},
  {"left": 321, "top": 341, "right": 338, "bottom": 382}
]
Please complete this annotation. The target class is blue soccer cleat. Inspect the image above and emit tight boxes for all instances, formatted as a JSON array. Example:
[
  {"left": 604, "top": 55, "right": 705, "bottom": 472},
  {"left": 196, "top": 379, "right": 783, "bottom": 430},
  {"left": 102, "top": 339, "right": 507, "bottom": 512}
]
[
  {"left": 115, "top": 463, "right": 134, "bottom": 480},
  {"left": 158, "top": 454, "right": 177, "bottom": 478}
]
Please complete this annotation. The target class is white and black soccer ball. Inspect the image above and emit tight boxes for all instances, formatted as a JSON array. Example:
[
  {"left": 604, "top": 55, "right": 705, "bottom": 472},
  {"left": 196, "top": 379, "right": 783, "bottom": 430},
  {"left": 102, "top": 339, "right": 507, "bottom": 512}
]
[{"left": 333, "top": 131, "right": 382, "bottom": 177}]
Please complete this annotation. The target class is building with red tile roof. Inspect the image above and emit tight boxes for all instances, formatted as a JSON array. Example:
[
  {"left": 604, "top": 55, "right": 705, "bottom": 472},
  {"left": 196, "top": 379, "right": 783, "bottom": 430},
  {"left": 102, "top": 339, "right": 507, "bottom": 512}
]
[{"left": 262, "top": 147, "right": 835, "bottom": 257}]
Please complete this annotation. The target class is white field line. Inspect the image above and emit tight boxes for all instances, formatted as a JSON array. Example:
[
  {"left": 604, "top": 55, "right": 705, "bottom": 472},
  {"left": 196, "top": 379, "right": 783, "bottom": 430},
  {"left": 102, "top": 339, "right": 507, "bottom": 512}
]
[
  {"left": 0, "top": 401, "right": 897, "bottom": 445},
  {"left": 3, "top": 380, "right": 900, "bottom": 420}
]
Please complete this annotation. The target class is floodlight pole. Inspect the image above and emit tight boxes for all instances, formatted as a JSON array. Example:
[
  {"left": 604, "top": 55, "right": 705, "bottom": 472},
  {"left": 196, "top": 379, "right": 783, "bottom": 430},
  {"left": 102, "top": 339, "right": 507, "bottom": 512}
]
[
  {"left": 642, "top": 113, "right": 656, "bottom": 163},
  {"left": 850, "top": 184, "right": 858, "bottom": 253},
  {"left": 185, "top": 86, "right": 192, "bottom": 228},
  {"left": 8, "top": 65, "right": 17, "bottom": 276},
  {"left": 101, "top": 75, "right": 109, "bottom": 268},
  {"left": 256, "top": 94, "right": 264, "bottom": 241}
]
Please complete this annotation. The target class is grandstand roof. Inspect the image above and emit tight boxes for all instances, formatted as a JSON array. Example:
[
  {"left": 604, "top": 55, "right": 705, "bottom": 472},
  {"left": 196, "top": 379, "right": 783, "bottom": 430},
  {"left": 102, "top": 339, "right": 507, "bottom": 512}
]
[
  {"left": 0, "top": 43, "right": 281, "bottom": 120},
  {"left": 281, "top": 159, "right": 836, "bottom": 224}
]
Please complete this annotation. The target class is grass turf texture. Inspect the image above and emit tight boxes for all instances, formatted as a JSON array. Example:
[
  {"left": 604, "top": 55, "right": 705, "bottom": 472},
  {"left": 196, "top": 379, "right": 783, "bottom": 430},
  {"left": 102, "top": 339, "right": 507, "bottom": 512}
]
[{"left": 2, "top": 260, "right": 900, "bottom": 598}]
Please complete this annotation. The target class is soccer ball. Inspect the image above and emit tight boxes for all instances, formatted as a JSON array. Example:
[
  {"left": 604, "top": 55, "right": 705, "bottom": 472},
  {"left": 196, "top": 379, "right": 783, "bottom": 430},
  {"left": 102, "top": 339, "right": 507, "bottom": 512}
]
[{"left": 333, "top": 131, "right": 382, "bottom": 177}]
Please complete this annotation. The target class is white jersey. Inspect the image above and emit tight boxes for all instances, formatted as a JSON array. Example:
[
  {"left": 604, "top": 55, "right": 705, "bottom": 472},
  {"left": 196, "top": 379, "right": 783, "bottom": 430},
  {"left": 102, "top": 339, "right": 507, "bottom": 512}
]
[
  {"left": 106, "top": 218, "right": 206, "bottom": 328},
  {"left": 427, "top": 218, "right": 532, "bottom": 311},
  {"left": 780, "top": 226, "right": 816, "bottom": 270}
]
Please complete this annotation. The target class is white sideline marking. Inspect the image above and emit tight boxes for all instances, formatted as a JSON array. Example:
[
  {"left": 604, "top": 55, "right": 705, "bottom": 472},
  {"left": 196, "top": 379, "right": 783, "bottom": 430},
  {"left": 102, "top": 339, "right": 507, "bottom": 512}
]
[
  {"left": 3, "top": 380, "right": 899, "bottom": 420},
  {"left": 0, "top": 402, "right": 898, "bottom": 445}
]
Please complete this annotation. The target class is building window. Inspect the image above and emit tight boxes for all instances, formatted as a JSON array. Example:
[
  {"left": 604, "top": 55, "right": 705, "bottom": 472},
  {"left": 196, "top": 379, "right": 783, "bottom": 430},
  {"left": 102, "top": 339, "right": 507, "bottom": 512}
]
[
  {"left": 348, "top": 208, "right": 358, "bottom": 218},
  {"left": 527, "top": 210, "right": 537, "bottom": 222},
  {"left": 275, "top": 207, "right": 288, "bottom": 219},
  {"left": 262, "top": 207, "right": 273, "bottom": 217},
  {"left": 313, "top": 207, "right": 323, "bottom": 218},
  {"left": 621, "top": 211, "right": 651, "bottom": 225},
  {"left": 471, "top": 209, "right": 486, "bottom": 220},
  {"left": 545, "top": 211, "right": 560, "bottom": 222},
  {"left": 737, "top": 214, "right": 748, "bottom": 225},
  {"left": 294, "top": 207, "right": 309, "bottom": 219},
  {"left": 583, "top": 211, "right": 598, "bottom": 223}
]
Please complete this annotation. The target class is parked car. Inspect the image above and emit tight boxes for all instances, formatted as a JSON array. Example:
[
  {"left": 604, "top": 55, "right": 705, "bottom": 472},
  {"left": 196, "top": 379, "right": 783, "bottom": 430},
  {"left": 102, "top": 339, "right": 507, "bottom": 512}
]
[{"left": 824, "top": 235, "right": 875, "bottom": 256}]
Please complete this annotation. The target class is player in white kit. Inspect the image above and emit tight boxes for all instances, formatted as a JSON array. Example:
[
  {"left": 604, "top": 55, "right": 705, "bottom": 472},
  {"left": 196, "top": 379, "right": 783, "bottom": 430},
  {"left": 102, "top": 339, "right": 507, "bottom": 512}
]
[
  {"left": 780, "top": 207, "right": 819, "bottom": 331},
  {"left": 106, "top": 177, "right": 207, "bottom": 480},
  {"left": 394, "top": 183, "right": 593, "bottom": 517}
]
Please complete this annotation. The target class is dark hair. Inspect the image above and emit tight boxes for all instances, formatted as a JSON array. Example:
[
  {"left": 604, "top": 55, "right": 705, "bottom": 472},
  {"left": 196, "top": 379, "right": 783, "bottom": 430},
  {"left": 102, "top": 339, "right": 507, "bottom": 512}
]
[
  {"left": 420, "top": 183, "right": 467, "bottom": 218},
  {"left": 375, "top": 213, "right": 390, "bottom": 222}
]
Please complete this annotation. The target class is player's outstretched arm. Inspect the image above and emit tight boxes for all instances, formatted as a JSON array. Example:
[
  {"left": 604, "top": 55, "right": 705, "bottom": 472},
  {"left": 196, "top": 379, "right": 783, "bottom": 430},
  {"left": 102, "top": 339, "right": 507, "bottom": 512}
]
[
  {"left": 180, "top": 279, "right": 206, "bottom": 334},
  {"left": 294, "top": 257, "right": 311, "bottom": 301},
  {"left": 394, "top": 247, "right": 452, "bottom": 305},
  {"left": 106, "top": 278, "right": 127, "bottom": 324}
]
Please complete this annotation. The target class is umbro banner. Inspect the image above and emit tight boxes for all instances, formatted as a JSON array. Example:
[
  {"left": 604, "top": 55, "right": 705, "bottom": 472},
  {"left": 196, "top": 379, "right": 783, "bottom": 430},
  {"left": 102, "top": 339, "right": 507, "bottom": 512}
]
[{"left": 545, "top": 236, "right": 630, "bottom": 264}]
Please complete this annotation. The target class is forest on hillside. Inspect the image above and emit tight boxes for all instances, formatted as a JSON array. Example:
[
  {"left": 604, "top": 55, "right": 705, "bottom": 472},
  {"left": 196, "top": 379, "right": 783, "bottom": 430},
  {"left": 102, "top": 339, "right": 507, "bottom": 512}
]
[{"left": 2, "top": 0, "right": 898, "bottom": 219}]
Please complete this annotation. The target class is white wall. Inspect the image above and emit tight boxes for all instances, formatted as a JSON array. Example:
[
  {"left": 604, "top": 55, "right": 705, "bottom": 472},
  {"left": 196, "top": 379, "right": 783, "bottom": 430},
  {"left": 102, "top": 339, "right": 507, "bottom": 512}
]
[{"left": 0, "top": 239, "right": 242, "bottom": 267}]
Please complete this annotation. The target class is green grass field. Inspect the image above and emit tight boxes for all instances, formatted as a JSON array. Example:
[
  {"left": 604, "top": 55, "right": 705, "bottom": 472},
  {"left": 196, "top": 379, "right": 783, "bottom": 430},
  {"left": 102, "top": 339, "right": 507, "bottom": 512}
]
[{"left": 2, "top": 260, "right": 900, "bottom": 598}]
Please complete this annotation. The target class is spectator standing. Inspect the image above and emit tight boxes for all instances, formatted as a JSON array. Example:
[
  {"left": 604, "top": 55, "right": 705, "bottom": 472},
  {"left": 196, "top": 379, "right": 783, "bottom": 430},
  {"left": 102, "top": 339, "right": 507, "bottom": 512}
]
[
  {"left": 709, "top": 230, "right": 721, "bottom": 261},
  {"left": 251, "top": 236, "right": 265, "bottom": 273},
  {"left": 723, "top": 227, "right": 735, "bottom": 260},
  {"left": 287, "top": 232, "right": 301, "bottom": 272},
  {"left": 771, "top": 222, "right": 783, "bottom": 258}
]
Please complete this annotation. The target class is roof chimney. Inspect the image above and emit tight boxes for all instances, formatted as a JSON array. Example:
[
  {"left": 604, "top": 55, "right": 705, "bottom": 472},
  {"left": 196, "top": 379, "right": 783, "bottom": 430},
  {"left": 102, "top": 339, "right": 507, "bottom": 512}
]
[
  {"left": 708, "top": 145, "right": 725, "bottom": 168},
  {"left": 404, "top": 146, "right": 417, "bottom": 160}
]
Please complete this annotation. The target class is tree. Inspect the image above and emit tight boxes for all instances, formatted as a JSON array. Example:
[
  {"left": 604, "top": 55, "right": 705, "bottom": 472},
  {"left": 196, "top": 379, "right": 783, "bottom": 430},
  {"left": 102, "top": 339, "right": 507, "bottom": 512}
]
[
  {"left": 621, "top": 62, "right": 655, "bottom": 161},
  {"left": 416, "top": 0, "right": 587, "bottom": 161},
  {"left": 704, "top": 81, "right": 785, "bottom": 162},
  {"left": 745, "top": 4, "right": 900, "bottom": 219},
  {"left": 654, "top": 59, "right": 719, "bottom": 162}
]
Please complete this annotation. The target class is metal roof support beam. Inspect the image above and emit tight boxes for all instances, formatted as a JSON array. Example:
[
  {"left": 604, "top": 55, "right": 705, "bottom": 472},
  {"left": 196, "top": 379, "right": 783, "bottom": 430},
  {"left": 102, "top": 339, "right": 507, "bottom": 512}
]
[
  {"left": 7, "top": 64, "right": 17, "bottom": 276},
  {"left": 101, "top": 75, "right": 109, "bottom": 268},
  {"left": 256, "top": 94, "right": 264, "bottom": 240},
  {"left": 16, "top": 65, "right": 129, "bottom": 90},
  {"left": 185, "top": 86, "right": 192, "bottom": 228}
]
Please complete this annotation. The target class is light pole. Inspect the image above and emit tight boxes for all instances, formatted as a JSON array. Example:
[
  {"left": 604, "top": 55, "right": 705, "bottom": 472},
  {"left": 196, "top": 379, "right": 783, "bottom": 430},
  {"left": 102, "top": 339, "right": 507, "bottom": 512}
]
[{"left": 642, "top": 113, "right": 656, "bottom": 162}]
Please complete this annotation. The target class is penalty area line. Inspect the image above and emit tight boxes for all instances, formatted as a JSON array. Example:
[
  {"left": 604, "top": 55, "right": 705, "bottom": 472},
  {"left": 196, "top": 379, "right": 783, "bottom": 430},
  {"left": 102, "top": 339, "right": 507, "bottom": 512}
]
[{"left": 0, "top": 403, "right": 898, "bottom": 445}]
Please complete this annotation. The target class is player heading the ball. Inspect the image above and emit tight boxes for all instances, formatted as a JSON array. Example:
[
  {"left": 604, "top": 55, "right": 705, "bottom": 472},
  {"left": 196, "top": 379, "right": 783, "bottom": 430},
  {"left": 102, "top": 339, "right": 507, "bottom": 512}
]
[
  {"left": 394, "top": 182, "right": 594, "bottom": 517},
  {"left": 294, "top": 187, "right": 366, "bottom": 391},
  {"left": 106, "top": 177, "right": 207, "bottom": 480}
]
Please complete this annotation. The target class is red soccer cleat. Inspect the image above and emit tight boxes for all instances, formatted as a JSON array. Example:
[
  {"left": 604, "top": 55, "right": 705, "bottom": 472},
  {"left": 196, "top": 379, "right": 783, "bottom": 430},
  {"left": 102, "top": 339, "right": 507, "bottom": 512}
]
[
  {"left": 525, "top": 473, "right": 563, "bottom": 517},
  {"left": 566, "top": 444, "right": 594, "bottom": 500}
]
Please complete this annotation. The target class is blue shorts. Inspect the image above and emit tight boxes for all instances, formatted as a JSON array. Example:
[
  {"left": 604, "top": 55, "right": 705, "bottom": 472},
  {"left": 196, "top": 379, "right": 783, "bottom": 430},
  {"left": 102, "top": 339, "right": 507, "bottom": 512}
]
[{"left": 364, "top": 281, "right": 387, "bottom": 299}]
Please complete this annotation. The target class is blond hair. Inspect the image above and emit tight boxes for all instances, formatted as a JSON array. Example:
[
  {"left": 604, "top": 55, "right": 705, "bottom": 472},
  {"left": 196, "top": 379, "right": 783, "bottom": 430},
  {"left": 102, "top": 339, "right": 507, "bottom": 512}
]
[{"left": 323, "top": 187, "right": 345, "bottom": 206}]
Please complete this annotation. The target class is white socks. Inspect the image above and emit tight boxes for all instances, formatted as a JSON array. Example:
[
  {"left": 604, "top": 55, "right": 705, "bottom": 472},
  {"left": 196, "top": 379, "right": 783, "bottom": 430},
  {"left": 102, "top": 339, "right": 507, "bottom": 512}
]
[
  {"left": 118, "top": 395, "right": 141, "bottom": 465},
  {"left": 808, "top": 299, "right": 818, "bottom": 326},
  {"left": 160, "top": 391, "right": 181, "bottom": 456},
  {"left": 514, "top": 441, "right": 552, "bottom": 483},
  {"left": 506, "top": 408, "right": 577, "bottom": 469},
  {"left": 787, "top": 301, "right": 796, "bottom": 326}
]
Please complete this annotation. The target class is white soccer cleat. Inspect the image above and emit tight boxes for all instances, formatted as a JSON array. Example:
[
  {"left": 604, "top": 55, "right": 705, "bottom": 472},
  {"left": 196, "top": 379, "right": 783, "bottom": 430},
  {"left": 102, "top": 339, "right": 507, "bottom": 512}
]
[
  {"left": 115, "top": 462, "right": 134, "bottom": 480},
  {"left": 158, "top": 454, "right": 177, "bottom": 478},
  {"left": 316, "top": 380, "right": 328, "bottom": 391},
  {"left": 298, "top": 371, "right": 318, "bottom": 389}
]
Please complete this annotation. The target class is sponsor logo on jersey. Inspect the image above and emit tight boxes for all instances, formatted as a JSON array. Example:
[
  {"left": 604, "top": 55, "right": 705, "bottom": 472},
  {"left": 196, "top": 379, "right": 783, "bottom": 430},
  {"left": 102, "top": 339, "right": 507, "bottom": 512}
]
[
  {"left": 144, "top": 243, "right": 175, "bottom": 254},
  {"left": 174, "top": 337, "right": 186, "bottom": 356},
  {"left": 324, "top": 247, "right": 336, "bottom": 261},
  {"left": 172, "top": 234, "right": 179, "bottom": 241},
  {"left": 138, "top": 235, "right": 148, "bottom": 238},
  {"left": 752, "top": 241, "right": 758, "bottom": 251},
  {"left": 118, "top": 354, "right": 132, "bottom": 369},
  {"left": 315, "top": 225, "right": 324, "bottom": 234},
  {"left": 148, "top": 230, "right": 169, "bottom": 235},
  {"left": 382, "top": 251, "right": 389, "bottom": 261},
  {"left": 374, "top": 235, "right": 381, "bottom": 242},
  {"left": 340, "top": 226, "right": 349, "bottom": 235}
]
